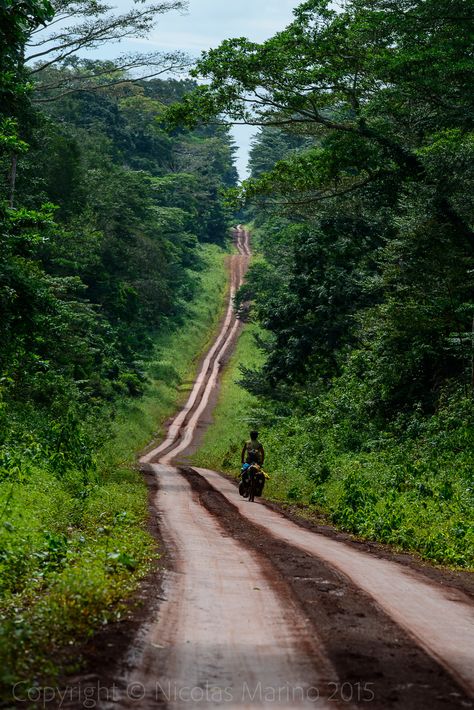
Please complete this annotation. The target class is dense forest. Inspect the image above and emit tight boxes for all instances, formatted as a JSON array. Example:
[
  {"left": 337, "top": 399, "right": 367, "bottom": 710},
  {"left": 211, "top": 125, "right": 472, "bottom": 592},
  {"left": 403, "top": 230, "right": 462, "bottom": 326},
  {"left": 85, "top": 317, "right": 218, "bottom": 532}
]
[
  {"left": 0, "top": 0, "right": 236, "bottom": 688},
  {"left": 178, "top": 0, "right": 474, "bottom": 567},
  {"left": 2, "top": 71, "right": 234, "bottom": 409}
]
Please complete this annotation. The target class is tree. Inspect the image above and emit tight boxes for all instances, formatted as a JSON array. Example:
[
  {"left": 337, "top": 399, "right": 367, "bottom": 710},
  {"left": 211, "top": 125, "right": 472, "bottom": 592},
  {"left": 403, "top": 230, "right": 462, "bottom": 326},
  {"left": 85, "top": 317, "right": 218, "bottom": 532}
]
[
  {"left": 0, "top": 0, "right": 55, "bottom": 205},
  {"left": 1, "top": 0, "right": 54, "bottom": 93},
  {"left": 25, "top": 0, "right": 190, "bottom": 100},
  {"left": 248, "top": 126, "right": 311, "bottom": 180},
  {"left": 178, "top": 0, "right": 474, "bottom": 417},
  {"left": 2, "top": 65, "right": 238, "bottom": 410},
  {"left": 168, "top": 0, "right": 474, "bottom": 242}
]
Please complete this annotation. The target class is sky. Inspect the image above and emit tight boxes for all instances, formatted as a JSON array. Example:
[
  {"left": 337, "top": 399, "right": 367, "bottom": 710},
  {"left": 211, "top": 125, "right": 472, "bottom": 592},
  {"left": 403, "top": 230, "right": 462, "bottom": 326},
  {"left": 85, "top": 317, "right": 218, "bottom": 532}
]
[{"left": 109, "top": 0, "right": 301, "bottom": 178}]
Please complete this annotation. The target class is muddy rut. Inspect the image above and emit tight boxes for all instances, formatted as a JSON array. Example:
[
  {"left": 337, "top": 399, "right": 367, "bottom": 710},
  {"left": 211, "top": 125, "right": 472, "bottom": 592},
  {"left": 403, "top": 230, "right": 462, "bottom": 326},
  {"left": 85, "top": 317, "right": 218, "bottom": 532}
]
[{"left": 100, "top": 227, "right": 473, "bottom": 710}]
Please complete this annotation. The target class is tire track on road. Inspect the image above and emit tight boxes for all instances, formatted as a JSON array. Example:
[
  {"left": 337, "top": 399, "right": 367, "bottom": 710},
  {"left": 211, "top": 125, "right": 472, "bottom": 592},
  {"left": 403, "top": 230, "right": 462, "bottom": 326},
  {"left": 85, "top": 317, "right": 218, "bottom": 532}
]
[
  {"left": 129, "top": 228, "right": 342, "bottom": 709},
  {"left": 192, "top": 466, "right": 474, "bottom": 702},
  {"left": 119, "top": 465, "right": 338, "bottom": 709},
  {"left": 183, "top": 467, "right": 473, "bottom": 710}
]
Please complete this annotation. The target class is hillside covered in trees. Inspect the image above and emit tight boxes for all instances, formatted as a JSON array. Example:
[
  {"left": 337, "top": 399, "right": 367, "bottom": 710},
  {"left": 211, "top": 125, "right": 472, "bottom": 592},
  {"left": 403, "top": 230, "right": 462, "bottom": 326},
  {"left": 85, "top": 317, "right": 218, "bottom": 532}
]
[{"left": 179, "top": 0, "right": 474, "bottom": 567}]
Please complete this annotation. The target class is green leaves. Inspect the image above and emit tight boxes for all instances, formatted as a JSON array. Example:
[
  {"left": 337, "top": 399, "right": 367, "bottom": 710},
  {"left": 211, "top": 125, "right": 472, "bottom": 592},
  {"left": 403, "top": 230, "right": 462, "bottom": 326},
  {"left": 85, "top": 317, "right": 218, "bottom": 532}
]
[
  {"left": 0, "top": 0, "right": 54, "bottom": 110},
  {"left": 0, "top": 119, "right": 29, "bottom": 153},
  {"left": 213, "top": 0, "right": 474, "bottom": 413}
]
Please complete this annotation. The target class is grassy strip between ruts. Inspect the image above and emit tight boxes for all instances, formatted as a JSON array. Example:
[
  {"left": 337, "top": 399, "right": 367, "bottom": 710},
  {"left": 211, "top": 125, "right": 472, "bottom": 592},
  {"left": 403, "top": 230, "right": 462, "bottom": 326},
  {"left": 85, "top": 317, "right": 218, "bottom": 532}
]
[
  {"left": 0, "top": 243, "right": 229, "bottom": 698},
  {"left": 190, "top": 321, "right": 264, "bottom": 472},
  {"left": 190, "top": 318, "right": 474, "bottom": 570}
]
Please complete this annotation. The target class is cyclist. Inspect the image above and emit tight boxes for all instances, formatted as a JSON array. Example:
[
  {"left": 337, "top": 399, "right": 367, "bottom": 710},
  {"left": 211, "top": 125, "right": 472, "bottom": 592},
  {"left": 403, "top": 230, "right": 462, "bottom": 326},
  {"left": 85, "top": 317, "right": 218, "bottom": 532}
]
[{"left": 241, "top": 430, "right": 265, "bottom": 467}]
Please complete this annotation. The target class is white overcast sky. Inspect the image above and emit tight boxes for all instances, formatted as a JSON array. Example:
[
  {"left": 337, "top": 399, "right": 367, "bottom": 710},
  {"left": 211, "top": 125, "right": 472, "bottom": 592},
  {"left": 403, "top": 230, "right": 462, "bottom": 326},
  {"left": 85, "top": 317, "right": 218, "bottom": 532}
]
[{"left": 107, "top": 0, "right": 301, "bottom": 178}]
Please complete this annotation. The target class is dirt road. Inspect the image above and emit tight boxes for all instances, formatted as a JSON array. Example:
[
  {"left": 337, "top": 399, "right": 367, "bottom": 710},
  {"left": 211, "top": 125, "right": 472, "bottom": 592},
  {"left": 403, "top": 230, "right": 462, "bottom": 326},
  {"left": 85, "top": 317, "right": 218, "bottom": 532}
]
[
  {"left": 141, "top": 226, "right": 249, "bottom": 467},
  {"left": 105, "top": 227, "right": 473, "bottom": 709}
]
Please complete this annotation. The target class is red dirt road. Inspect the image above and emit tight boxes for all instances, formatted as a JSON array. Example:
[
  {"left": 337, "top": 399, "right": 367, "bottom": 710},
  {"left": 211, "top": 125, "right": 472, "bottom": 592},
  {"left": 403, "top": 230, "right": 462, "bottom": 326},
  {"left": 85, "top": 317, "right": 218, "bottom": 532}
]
[
  {"left": 193, "top": 467, "right": 474, "bottom": 699},
  {"left": 141, "top": 227, "right": 249, "bottom": 467},
  {"left": 121, "top": 464, "right": 336, "bottom": 708},
  {"left": 104, "top": 227, "right": 473, "bottom": 709}
]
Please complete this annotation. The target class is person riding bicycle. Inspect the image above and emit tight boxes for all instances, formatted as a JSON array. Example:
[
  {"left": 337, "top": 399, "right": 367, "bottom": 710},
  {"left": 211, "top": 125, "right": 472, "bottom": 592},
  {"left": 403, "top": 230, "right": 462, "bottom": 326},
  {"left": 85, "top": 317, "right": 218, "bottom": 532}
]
[
  {"left": 241, "top": 430, "right": 265, "bottom": 467},
  {"left": 239, "top": 431, "right": 268, "bottom": 502}
]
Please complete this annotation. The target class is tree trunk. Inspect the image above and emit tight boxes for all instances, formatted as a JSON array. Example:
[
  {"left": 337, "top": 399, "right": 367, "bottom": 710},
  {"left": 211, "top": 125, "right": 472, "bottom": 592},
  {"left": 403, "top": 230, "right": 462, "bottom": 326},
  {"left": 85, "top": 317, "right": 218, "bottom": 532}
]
[
  {"left": 9, "top": 154, "right": 18, "bottom": 208},
  {"left": 471, "top": 315, "right": 474, "bottom": 394}
]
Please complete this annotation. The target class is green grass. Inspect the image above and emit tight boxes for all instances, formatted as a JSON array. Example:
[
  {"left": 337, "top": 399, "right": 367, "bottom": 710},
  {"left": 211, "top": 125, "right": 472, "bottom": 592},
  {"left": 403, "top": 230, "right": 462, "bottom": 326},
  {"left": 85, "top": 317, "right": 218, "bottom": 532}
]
[
  {"left": 190, "top": 322, "right": 264, "bottom": 472},
  {"left": 259, "top": 414, "right": 474, "bottom": 568},
  {"left": 0, "top": 243, "right": 229, "bottom": 696}
]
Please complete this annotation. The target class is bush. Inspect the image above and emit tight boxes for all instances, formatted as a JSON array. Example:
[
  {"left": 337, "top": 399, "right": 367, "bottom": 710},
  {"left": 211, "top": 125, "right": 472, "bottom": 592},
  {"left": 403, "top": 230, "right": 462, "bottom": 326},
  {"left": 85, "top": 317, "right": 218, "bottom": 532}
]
[{"left": 241, "top": 387, "right": 473, "bottom": 568}]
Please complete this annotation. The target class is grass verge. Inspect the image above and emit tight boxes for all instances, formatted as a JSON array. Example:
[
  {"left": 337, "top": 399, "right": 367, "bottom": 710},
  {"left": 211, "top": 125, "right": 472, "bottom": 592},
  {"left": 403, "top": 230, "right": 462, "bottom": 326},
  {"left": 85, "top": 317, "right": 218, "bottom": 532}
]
[
  {"left": 190, "top": 322, "right": 264, "bottom": 472},
  {"left": 0, "top": 243, "right": 228, "bottom": 698}
]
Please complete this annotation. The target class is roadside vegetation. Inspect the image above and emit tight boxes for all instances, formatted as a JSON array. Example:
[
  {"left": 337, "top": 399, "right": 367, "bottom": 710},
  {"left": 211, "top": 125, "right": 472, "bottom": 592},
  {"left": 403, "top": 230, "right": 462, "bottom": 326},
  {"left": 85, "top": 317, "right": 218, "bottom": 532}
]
[
  {"left": 0, "top": 243, "right": 228, "bottom": 693},
  {"left": 192, "top": 313, "right": 474, "bottom": 570},
  {"left": 0, "top": 1, "right": 232, "bottom": 695},
  {"left": 182, "top": 0, "right": 474, "bottom": 569}
]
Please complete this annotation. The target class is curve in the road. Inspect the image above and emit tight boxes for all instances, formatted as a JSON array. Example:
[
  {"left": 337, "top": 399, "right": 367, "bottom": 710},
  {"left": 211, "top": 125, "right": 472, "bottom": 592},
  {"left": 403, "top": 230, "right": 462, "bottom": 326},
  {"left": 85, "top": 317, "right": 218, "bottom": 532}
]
[
  {"left": 127, "top": 225, "right": 474, "bottom": 710},
  {"left": 133, "top": 227, "right": 341, "bottom": 708},
  {"left": 141, "top": 225, "right": 249, "bottom": 466}
]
